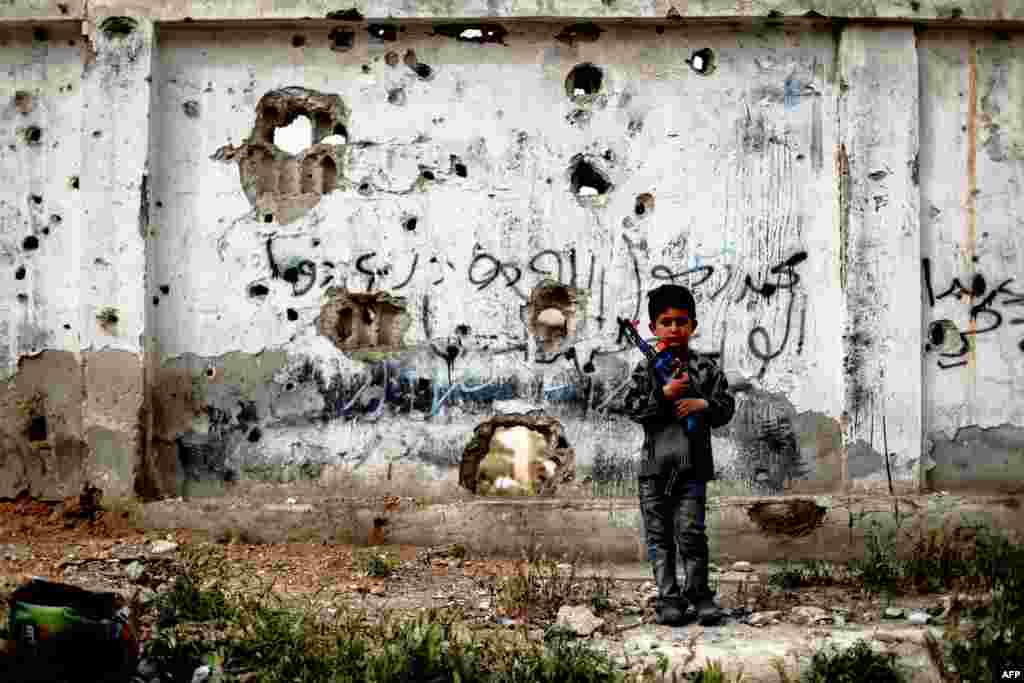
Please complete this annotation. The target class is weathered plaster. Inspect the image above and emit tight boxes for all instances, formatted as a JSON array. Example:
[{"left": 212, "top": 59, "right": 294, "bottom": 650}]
[{"left": 1, "top": 8, "right": 1023, "bottom": 501}]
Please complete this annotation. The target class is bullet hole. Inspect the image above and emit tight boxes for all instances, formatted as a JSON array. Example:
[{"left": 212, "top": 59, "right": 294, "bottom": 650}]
[
  {"left": 286, "top": 382, "right": 295, "bottom": 391},
  {"left": 32, "top": 27, "right": 48, "bottom": 42},
  {"left": 432, "top": 23, "right": 508, "bottom": 44},
  {"left": 63, "top": 324, "right": 70, "bottom": 330},
  {"left": 287, "top": 308, "right": 299, "bottom": 321},
  {"left": 152, "top": 296, "right": 159, "bottom": 305},
  {"left": 656, "top": 25, "right": 665, "bottom": 34},
  {"left": 388, "top": 88, "right": 407, "bottom": 106},
  {"left": 28, "top": 415, "right": 47, "bottom": 442},
  {"left": 283, "top": 266, "right": 300, "bottom": 285},
  {"left": 248, "top": 283, "right": 270, "bottom": 298},
  {"left": 361, "top": 64, "right": 371, "bottom": 74},
  {"left": 565, "top": 63, "right": 603, "bottom": 99},
  {"left": 635, "top": 192, "right": 655, "bottom": 216},
  {"left": 30, "top": 194, "right": 42, "bottom": 205},
  {"left": 385, "top": 51, "right": 400, "bottom": 66},
  {"left": 367, "top": 24, "right": 397, "bottom": 42},
  {"left": 247, "top": 427, "right": 262, "bottom": 443},
  {"left": 24, "top": 126, "right": 42, "bottom": 146},
  {"left": 50, "top": 214, "right": 62, "bottom": 225},
  {"left": 569, "top": 156, "right": 612, "bottom": 199},
  {"left": 100, "top": 17, "right": 138, "bottom": 38},
  {"left": 454, "top": 162, "right": 468, "bottom": 177},
  {"left": 23, "top": 236, "right": 39, "bottom": 251},
  {"left": 69, "top": 176, "right": 79, "bottom": 190},
  {"left": 156, "top": 284, "right": 169, "bottom": 295},
  {"left": 412, "top": 63, "right": 434, "bottom": 80},
  {"left": 155, "top": 201, "right": 163, "bottom": 208},
  {"left": 403, "top": 217, "right": 418, "bottom": 231},
  {"left": 15, "top": 266, "right": 26, "bottom": 280},
  {"left": 420, "top": 170, "right": 435, "bottom": 181},
  {"left": 182, "top": 100, "right": 200, "bottom": 118},
  {"left": 292, "top": 35, "right": 307, "bottom": 48},
  {"left": 357, "top": 180, "right": 373, "bottom": 196},
  {"left": 13, "top": 91, "right": 33, "bottom": 115},
  {"left": 17, "top": 294, "right": 28, "bottom": 303},
  {"left": 603, "top": 149, "right": 614, "bottom": 162},
  {"left": 92, "top": 130, "right": 102, "bottom": 138},
  {"left": 312, "top": 238, "right": 321, "bottom": 247},
  {"left": 41, "top": 228, "right": 49, "bottom": 236},
  {"left": 329, "top": 29, "right": 355, "bottom": 51},
  {"left": 796, "top": 154, "right": 806, "bottom": 161},
  {"left": 688, "top": 48, "right": 716, "bottom": 75},
  {"left": 566, "top": 110, "right": 592, "bottom": 127},
  {"left": 264, "top": 213, "right": 274, "bottom": 223},
  {"left": 546, "top": 178, "right": 553, "bottom": 184},
  {"left": 456, "top": 324, "right": 470, "bottom": 336}
]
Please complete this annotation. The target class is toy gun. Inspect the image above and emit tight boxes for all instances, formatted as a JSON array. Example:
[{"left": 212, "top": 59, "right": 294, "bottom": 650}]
[{"left": 617, "top": 317, "right": 703, "bottom": 435}]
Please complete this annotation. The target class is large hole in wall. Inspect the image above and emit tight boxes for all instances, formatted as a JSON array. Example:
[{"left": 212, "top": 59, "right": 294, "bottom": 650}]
[
  {"left": 318, "top": 290, "right": 409, "bottom": 351},
  {"left": 459, "top": 415, "right": 576, "bottom": 497},
  {"left": 526, "top": 282, "right": 580, "bottom": 354},
  {"left": 212, "top": 87, "right": 351, "bottom": 225}
]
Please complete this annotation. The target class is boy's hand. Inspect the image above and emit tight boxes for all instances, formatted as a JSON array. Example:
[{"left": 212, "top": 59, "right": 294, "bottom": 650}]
[
  {"left": 662, "top": 371, "right": 690, "bottom": 401},
  {"left": 674, "top": 398, "right": 708, "bottom": 418}
]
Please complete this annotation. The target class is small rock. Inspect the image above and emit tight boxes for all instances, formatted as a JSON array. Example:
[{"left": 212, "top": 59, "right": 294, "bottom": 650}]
[
  {"left": 191, "top": 665, "right": 211, "bottom": 683},
  {"left": 556, "top": 605, "right": 606, "bottom": 636},
  {"left": 908, "top": 611, "right": 930, "bottom": 625},
  {"left": 731, "top": 561, "right": 754, "bottom": 572},
  {"left": 150, "top": 540, "right": 178, "bottom": 555},
  {"left": 884, "top": 607, "right": 904, "bottom": 619},
  {"left": 791, "top": 606, "right": 830, "bottom": 625},
  {"left": 286, "top": 497, "right": 297, "bottom": 505},
  {"left": 125, "top": 561, "right": 146, "bottom": 582},
  {"left": 748, "top": 610, "right": 781, "bottom": 627}
]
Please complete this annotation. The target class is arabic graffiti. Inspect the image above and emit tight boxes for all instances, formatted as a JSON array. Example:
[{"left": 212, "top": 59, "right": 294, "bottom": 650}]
[{"left": 921, "top": 258, "right": 1024, "bottom": 369}]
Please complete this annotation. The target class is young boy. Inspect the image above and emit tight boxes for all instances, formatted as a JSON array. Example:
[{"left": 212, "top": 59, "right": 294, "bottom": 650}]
[{"left": 618, "top": 284, "right": 735, "bottom": 626}]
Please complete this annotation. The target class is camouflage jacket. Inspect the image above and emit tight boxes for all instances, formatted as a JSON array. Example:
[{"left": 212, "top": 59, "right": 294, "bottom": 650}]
[{"left": 614, "top": 350, "right": 735, "bottom": 481}]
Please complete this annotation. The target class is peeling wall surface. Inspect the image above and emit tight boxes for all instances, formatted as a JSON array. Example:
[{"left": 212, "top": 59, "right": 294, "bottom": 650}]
[{"left": 1, "top": 1, "right": 1023, "bottom": 501}]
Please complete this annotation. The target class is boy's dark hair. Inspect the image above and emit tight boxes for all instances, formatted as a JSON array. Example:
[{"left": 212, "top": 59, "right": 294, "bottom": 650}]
[{"left": 647, "top": 284, "right": 697, "bottom": 323}]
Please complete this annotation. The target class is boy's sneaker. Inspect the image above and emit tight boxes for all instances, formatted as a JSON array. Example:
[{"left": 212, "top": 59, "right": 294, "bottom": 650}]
[
  {"left": 691, "top": 597, "right": 726, "bottom": 626},
  {"left": 655, "top": 597, "right": 690, "bottom": 626}
]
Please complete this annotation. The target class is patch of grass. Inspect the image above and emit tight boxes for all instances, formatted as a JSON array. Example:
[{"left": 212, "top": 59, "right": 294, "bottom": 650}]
[
  {"left": 791, "top": 639, "right": 907, "bottom": 683},
  {"left": 356, "top": 549, "right": 400, "bottom": 578}
]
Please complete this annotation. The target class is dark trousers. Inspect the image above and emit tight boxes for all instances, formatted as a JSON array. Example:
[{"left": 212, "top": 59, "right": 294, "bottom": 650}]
[{"left": 639, "top": 476, "right": 713, "bottom": 604}]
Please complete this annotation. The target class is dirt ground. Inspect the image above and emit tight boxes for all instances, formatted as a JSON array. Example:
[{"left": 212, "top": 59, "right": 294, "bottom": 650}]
[{"left": 0, "top": 493, "right": 971, "bottom": 682}]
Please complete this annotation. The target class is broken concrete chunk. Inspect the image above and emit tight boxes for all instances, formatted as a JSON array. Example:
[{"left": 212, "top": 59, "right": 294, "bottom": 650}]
[
  {"left": 149, "top": 540, "right": 179, "bottom": 554},
  {"left": 790, "top": 605, "right": 830, "bottom": 625},
  {"left": 747, "top": 610, "right": 781, "bottom": 627},
  {"left": 556, "top": 605, "right": 605, "bottom": 636}
]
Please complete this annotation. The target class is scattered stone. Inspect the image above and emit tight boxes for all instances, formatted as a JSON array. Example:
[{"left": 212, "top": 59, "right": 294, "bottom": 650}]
[
  {"left": 731, "top": 561, "right": 754, "bottom": 572},
  {"left": 191, "top": 665, "right": 211, "bottom": 683},
  {"left": 748, "top": 610, "right": 781, "bottom": 627},
  {"left": 125, "top": 561, "right": 145, "bottom": 582},
  {"left": 908, "top": 611, "right": 930, "bottom": 625},
  {"left": 791, "top": 606, "right": 830, "bottom": 625},
  {"left": 556, "top": 605, "right": 605, "bottom": 636},
  {"left": 883, "top": 607, "right": 904, "bottom": 619},
  {"left": 150, "top": 540, "right": 179, "bottom": 554}
]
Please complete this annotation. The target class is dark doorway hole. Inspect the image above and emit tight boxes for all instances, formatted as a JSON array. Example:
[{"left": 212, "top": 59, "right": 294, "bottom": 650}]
[
  {"left": 28, "top": 416, "right": 47, "bottom": 442},
  {"left": 152, "top": 296, "right": 159, "bottom": 305},
  {"left": 292, "top": 35, "right": 306, "bottom": 47},
  {"left": 23, "top": 236, "right": 39, "bottom": 251},
  {"left": 264, "top": 214, "right": 274, "bottom": 223},
  {"left": 565, "top": 63, "right": 603, "bottom": 99},
  {"left": 206, "top": 368, "right": 215, "bottom": 378},
  {"left": 32, "top": 28, "right": 48, "bottom": 42},
  {"left": 332, "top": 123, "right": 347, "bottom": 137}
]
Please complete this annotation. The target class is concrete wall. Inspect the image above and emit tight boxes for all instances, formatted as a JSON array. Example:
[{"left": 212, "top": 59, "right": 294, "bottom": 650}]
[{"left": 1, "top": 1, "right": 1022, "bottom": 501}]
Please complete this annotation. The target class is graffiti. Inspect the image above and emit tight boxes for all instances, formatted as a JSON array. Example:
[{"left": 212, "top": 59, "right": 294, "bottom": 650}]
[{"left": 922, "top": 258, "right": 1024, "bottom": 368}]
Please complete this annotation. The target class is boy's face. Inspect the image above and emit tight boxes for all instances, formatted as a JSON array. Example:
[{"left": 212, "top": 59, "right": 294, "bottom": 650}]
[{"left": 650, "top": 306, "right": 697, "bottom": 351}]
